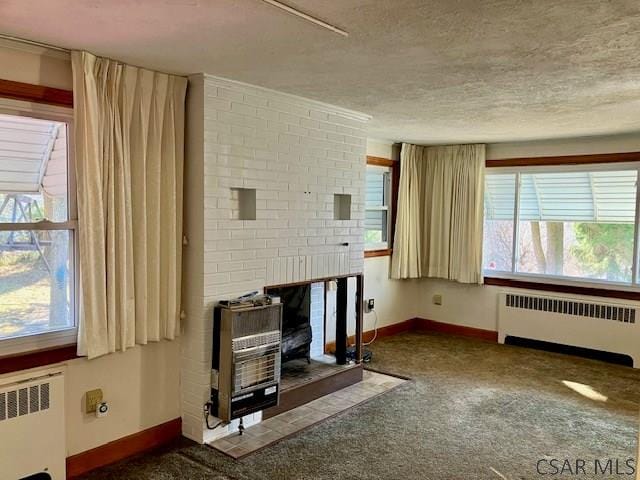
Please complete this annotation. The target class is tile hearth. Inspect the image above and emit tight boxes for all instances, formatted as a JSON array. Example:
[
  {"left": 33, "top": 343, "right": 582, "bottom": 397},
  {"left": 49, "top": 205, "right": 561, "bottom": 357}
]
[{"left": 209, "top": 370, "right": 407, "bottom": 459}]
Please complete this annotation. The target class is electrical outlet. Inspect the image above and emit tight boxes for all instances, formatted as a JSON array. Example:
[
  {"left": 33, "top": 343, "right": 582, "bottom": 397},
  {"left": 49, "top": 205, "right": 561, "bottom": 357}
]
[
  {"left": 85, "top": 388, "right": 103, "bottom": 414},
  {"left": 96, "top": 401, "right": 109, "bottom": 418},
  {"left": 364, "top": 298, "right": 375, "bottom": 313},
  {"left": 433, "top": 294, "right": 443, "bottom": 306}
]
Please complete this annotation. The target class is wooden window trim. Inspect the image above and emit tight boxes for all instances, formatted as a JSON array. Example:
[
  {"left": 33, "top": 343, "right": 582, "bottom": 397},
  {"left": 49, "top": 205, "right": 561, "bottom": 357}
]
[
  {"left": 484, "top": 276, "right": 640, "bottom": 301},
  {"left": 0, "top": 79, "right": 77, "bottom": 369},
  {"left": 0, "top": 78, "right": 73, "bottom": 107},
  {"left": 485, "top": 151, "right": 640, "bottom": 296},
  {"left": 366, "top": 156, "right": 395, "bottom": 167},
  {"left": 0, "top": 344, "right": 78, "bottom": 375},
  {"left": 364, "top": 248, "right": 393, "bottom": 258},
  {"left": 486, "top": 151, "right": 640, "bottom": 168},
  {"left": 365, "top": 156, "right": 399, "bottom": 257}
]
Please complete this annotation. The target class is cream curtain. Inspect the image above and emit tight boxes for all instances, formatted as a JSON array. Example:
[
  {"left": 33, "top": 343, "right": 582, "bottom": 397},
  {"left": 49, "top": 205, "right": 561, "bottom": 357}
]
[
  {"left": 391, "top": 143, "right": 485, "bottom": 284},
  {"left": 72, "top": 51, "right": 187, "bottom": 358}
]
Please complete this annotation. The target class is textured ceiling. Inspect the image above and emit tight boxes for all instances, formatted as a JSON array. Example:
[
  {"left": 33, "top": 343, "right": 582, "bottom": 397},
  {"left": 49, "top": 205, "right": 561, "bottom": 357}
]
[{"left": 2, "top": 0, "right": 640, "bottom": 143}]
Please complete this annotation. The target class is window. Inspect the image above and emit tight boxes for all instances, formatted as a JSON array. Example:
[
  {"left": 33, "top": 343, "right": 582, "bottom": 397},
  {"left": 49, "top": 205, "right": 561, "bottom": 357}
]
[
  {"left": 0, "top": 105, "right": 77, "bottom": 356},
  {"left": 365, "top": 164, "right": 392, "bottom": 250},
  {"left": 484, "top": 164, "right": 640, "bottom": 288}
]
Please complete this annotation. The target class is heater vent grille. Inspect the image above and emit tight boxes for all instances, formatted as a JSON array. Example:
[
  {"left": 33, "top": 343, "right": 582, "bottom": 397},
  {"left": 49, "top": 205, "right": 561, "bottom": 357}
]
[
  {"left": 505, "top": 294, "right": 636, "bottom": 323},
  {"left": 7, "top": 391, "right": 17, "bottom": 419},
  {"left": 40, "top": 383, "right": 50, "bottom": 410},
  {"left": 18, "top": 388, "right": 28, "bottom": 416},
  {"left": 0, "top": 383, "right": 50, "bottom": 422},
  {"left": 232, "top": 330, "right": 281, "bottom": 351},
  {"left": 29, "top": 385, "right": 39, "bottom": 413}
]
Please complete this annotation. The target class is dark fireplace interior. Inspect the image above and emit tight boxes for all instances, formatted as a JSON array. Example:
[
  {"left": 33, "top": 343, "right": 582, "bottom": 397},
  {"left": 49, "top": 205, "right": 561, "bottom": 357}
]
[
  {"left": 274, "top": 284, "right": 312, "bottom": 364},
  {"left": 266, "top": 280, "right": 358, "bottom": 393}
]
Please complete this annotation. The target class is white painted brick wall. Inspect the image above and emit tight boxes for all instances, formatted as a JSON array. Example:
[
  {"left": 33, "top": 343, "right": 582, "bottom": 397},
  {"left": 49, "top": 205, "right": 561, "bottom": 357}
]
[
  {"left": 181, "top": 74, "right": 369, "bottom": 443},
  {"left": 310, "top": 282, "right": 325, "bottom": 358}
]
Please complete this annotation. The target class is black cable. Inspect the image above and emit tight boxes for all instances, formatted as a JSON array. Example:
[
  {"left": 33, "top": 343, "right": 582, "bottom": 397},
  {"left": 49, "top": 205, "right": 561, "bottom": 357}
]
[{"left": 203, "top": 402, "right": 225, "bottom": 430}]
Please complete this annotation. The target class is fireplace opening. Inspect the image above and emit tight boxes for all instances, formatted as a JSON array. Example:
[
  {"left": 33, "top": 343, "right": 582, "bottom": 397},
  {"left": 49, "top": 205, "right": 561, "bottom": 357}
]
[
  {"left": 277, "top": 283, "right": 313, "bottom": 364},
  {"left": 268, "top": 281, "right": 356, "bottom": 391}
]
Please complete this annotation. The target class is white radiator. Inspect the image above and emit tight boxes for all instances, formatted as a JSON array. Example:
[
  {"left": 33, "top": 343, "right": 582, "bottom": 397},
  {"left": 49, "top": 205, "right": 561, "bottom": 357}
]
[
  {"left": 0, "top": 367, "right": 66, "bottom": 479},
  {"left": 498, "top": 291, "right": 640, "bottom": 367}
]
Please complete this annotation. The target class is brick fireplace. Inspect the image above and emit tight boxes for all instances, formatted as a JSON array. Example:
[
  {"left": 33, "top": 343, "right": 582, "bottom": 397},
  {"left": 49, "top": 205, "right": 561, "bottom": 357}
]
[{"left": 181, "top": 74, "right": 369, "bottom": 443}]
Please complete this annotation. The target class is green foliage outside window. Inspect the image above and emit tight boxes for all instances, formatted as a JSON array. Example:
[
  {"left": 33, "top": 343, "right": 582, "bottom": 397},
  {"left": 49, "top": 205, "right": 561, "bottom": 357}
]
[{"left": 572, "top": 223, "right": 634, "bottom": 282}]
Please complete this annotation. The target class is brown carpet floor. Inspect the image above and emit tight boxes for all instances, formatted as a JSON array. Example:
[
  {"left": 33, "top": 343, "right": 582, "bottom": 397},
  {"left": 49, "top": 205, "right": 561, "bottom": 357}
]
[{"left": 79, "top": 331, "right": 640, "bottom": 479}]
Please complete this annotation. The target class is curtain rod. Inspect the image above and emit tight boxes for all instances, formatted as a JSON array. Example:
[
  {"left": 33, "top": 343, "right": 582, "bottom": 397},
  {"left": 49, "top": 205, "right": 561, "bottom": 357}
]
[{"left": 0, "top": 34, "right": 70, "bottom": 53}]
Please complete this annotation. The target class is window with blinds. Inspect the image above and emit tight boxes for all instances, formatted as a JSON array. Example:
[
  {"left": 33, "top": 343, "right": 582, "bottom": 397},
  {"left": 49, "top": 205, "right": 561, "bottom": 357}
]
[
  {"left": 365, "top": 165, "right": 392, "bottom": 250},
  {"left": 483, "top": 165, "right": 640, "bottom": 286}
]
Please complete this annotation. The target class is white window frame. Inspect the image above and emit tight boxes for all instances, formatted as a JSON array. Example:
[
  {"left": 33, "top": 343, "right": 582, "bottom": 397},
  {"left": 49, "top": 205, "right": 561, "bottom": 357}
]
[
  {"left": 0, "top": 98, "right": 78, "bottom": 356},
  {"left": 365, "top": 164, "right": 392, "bottom": 251},
  {"left": 484, "top": 161, "right": 640, "bottom": 292}
]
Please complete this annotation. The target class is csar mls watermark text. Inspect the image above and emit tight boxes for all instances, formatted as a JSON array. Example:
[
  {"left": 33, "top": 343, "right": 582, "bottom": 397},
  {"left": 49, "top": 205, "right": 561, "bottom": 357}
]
[{"left": 536, "top": 458, "right": 636, "bottom": 476}]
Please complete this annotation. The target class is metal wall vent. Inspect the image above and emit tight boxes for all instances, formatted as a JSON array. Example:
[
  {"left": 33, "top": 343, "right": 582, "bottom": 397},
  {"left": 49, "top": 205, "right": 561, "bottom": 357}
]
[
  {"left": 506, "top": 294, "right": 636, "bottom": 323},
  {"left": 0, "top": 383, "right": 50, "bottom": 422}
]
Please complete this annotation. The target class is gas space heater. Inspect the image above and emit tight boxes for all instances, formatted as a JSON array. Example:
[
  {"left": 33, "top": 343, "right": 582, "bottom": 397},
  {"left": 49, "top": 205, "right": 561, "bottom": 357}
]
[{"left": 211, "top": 303, "right": 283, "bottom": 421}]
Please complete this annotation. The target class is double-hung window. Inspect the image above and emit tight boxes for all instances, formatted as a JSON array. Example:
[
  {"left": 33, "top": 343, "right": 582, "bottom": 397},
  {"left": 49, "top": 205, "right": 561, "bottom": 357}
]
[
  {"left": 0, "top": 100, "right": 77, "bottom": 355},
  {"left": 365, "top": 164, "right": 392, "bottom": 251},
  {"left": 483, "top": 162, "right": 640, "bottom": 288}
]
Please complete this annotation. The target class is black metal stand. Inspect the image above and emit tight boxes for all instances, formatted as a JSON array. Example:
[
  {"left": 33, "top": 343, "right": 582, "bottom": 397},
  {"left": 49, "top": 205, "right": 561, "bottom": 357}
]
[{"left": 335, "top": 277, "right": 348, "bottom": 365}]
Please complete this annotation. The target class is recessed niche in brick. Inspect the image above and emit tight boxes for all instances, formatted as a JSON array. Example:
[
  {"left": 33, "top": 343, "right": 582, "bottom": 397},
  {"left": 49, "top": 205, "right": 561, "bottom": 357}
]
[
  {"left": 230, "top": 188, "right": 256, "bottom": 220},
  {"left": 333, "top": 194, "right": 352, "bottom": 220}
]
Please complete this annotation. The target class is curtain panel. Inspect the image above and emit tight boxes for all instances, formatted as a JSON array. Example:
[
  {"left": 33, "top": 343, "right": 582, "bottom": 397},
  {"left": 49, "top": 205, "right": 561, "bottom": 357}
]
[
  {"left": 72, "top": 51, "right": 187, "bottom": 358},
  {"left": 391, "top": 143, "right": 485, "bottom": 284}
]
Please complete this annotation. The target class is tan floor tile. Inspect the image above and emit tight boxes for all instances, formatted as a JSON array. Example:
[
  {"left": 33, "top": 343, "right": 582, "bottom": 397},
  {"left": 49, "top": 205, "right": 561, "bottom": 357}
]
[
  {"left": 226, "top": 445, "right": 251, "bottom": 458},
  {"left": 291, "top": 410, "right": 328, "bottom": 427},
  {"left": 364, "top": 372, "right": 390, "bottom": 385},
  {"left": 310, "top": 403, "right": 345, "bottom": 415},
  {"left": 222, "top": 433, "right": 249, "bottom": 445},
  {"left": 262, "top": 418, "right": 299, "bottom": 435},
  {"left": 210, "top": 438, "right": 237, "bottom": 452},
  {"left": 257, "top": 430, "right": 284, "bottom": 444},
  {"left": 244, "top": 423, "right": 275, "bottom": 437},
  {"left": 359, "top": 383, "right": 388, "bottom": 394},
  {"left": 304, "top": 398, "right": 328, "bottom": 409},
  {"left": 327, "top": 396, "right": 357, "bottom": 408},
  {"left": 381, "top": 380, "right": 402, "bottom": 389},
  {"left": 348, "top": 385, "right": 374, "bottom": 396},
  {"left": 276, "top": 405, "right": 314, "bottom": 423},
  {"left": 289, "top": 415, "right": 317, "bottom": 428},
  {"left": 329, "top": 390, "right": 358, "bottom": 401},
  {"left": 240, "top": 438, "right": 270, "bottom": 451}
]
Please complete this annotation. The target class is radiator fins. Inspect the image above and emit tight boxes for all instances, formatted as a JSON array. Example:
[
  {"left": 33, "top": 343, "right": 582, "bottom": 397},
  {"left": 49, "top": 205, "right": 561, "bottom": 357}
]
[
  {"left": 0, "top": 383, "right": 50, "bottom": 422},
  {"left": 506, "top": 294, "right": 636, "bottom": 323}
]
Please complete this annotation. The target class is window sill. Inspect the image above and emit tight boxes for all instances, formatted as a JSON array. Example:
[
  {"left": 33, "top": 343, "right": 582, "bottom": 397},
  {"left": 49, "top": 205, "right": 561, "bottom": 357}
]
[
  {"left": 0, "top": 343, "right": 78, "bottom": 375},
  {"left": 484, "top": 276, "right": 640, "bottom": 301},
  {"left": 365, "top": 248, "right": 392, "bottom": 258}
]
